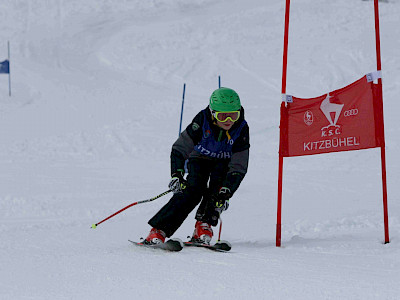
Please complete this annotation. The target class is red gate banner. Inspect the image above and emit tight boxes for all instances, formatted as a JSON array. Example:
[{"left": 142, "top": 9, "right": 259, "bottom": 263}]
[
  {"left": 279, "top": 73, "right": 384, "bottom": 157},
  {"left": 276, "top": 0, "right": 389, "bottom": 247}
]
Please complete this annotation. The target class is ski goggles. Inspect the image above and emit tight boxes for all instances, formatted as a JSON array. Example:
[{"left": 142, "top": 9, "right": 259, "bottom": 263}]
[{"left": 212, "top": 111, "right": 240, "bottom": 123}]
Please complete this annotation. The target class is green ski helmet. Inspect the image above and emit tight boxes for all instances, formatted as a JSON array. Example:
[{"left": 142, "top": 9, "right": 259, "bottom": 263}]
[{"left": 209, "top": 87, "right": 241, "bottom": 112}]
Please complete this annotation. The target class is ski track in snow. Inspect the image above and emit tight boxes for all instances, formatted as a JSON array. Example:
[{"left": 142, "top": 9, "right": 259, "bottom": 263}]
[{"left": 1, "top": 0, "right": 400, "bottom": 299}]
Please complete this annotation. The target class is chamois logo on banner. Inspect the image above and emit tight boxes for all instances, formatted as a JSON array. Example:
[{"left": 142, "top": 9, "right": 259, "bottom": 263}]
[
  {"left": 303, "top": 110, "right": 314, "bottom": 126},
  {"left": 320, "top": 93, "right": 344, "bottom": 137}
]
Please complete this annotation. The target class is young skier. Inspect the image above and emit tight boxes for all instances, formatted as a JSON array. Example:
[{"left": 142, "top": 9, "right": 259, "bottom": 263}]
[{"left": 143, "top": 87, "right": 250, "bottom": 245}]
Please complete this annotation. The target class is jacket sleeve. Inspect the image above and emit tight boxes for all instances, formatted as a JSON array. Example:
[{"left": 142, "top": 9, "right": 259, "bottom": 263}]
[
  {"left": 223, "top": 149, "right": 249, "bottom": 194},
  {"left": 223, "top": 123, "right": 250, "bottom": 194},
  {"left": 170, "top": 112, "right": 204, "bottom": 175}
]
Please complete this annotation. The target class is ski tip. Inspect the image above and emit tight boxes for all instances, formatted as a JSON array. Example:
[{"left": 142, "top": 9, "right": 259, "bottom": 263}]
[
  {"left": 169, "top": 238, "right": 184, "bottom": 248},
  {"left": 216, "top": 240, "right": 231, "bottom": 247},
  {"left": 215, "top": 240, "right": 232, "bottom": 251}
]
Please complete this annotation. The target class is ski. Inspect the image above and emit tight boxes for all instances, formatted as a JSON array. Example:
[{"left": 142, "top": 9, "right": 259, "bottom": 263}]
[
  {"left": 129, "top": 238, "right": 183, "bottom": 252},
  {"left": 183, "top": 240, "right": 231, "bottom": 252}
]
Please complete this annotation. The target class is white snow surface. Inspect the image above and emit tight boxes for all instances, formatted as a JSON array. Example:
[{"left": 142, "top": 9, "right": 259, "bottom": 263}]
[{"left": 1, "top": 0, "right": 400, "bottom": 299}]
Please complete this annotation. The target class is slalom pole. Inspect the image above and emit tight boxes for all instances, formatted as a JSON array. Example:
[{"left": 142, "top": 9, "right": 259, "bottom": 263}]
[
  {"left": 281, "top": 0, "right": 291, "bottom": 95},
  {"left": 7, "top": 41, "right": 11, "bottom": 97},
  {"left": 218, "top": 75, "right": 221, "bottom": 88},
  {"left": 91, "top": 190, "right": 172, "bottom": 228},
  {"left": 178, "top": 83, "right": 186, "bottom": 136},
  {"left": 178, "top": 83, "right": 189, "bottom": 173},
  {"left": 373, "top": 0, "right": 389, "bottom": 244},
  {"left": 276, "top": 0, "right": 291, "bottom": 247}
]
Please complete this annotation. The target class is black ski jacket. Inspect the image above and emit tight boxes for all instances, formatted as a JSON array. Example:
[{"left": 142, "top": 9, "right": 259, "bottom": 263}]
[{"left": 171, "top": 106, "right": 250, "bottom": 194}]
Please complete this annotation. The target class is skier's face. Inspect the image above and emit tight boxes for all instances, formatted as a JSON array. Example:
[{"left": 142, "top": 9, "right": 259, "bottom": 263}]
[{"left": 216, "top": 119, "right": 234, "bottom": 130}]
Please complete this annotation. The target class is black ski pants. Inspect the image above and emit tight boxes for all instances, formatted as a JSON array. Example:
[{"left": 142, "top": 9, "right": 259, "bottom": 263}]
[{"left": 148, "top": 157, "right": 229, "bottom": 237}]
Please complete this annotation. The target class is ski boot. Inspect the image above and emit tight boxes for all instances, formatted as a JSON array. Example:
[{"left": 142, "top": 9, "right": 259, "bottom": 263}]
[
  {"left": 143, "top": 228, "right": 166, "bottom": 245},
  {"left": 190, "top": 221, "right": 213, "bottom": 245}
]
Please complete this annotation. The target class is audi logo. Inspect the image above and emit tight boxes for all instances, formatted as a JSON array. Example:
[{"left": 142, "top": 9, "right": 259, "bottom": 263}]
[{"left": 344, "top": 109, "right": 358, "bottom": 117}]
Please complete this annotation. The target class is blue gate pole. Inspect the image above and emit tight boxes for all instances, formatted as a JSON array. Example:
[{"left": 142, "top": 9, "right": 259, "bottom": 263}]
[
  {"left": 178, "top": 83, "right": 186, "bottom": 136},
  {"left": 218, "top": 75, "right": 221, "bottom": 88},
  {"left": 8, "top": 41, "right": 11, "bottom": 97}
]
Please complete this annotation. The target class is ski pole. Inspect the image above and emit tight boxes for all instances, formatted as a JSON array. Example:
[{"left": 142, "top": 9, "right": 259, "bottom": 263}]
[
  {"left": 217, "top": 216, "right": 223, "bottom": 242},
  {"left": 91, "top": 190, "right": 172, "bottom": 229}
]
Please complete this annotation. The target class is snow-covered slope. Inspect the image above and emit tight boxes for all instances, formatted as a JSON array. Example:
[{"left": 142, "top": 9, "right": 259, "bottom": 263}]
[{"left": 1, "top": 0, "right": 399, "bottom": 299}]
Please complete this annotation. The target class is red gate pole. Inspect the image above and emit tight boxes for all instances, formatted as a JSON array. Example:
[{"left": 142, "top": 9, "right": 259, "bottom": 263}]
[
  {"left": 281, "top": 0, "right": 291, "bottom": 94},
  {"left": 373, "top": 0, "right": 389, "bottom": 243},
  {"left": 276, "top": 0, "right": 291, "bottom": 247},
  {"left": 276, "top": 154, "right": 283, "bottom": 247}
]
